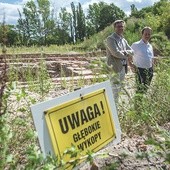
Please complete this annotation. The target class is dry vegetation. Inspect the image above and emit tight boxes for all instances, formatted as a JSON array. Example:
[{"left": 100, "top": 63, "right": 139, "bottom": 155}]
[{"left": 0, "top": 49, "right": 170, "bottom": 169}]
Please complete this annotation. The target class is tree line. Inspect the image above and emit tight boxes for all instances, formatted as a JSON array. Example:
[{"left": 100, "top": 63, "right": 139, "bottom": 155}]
[
  {"left": 0, "top": 1, "right": 125, "bottom": 46},
  {"left": 0, "top": 0, "right": 170, "bottom": 47}
]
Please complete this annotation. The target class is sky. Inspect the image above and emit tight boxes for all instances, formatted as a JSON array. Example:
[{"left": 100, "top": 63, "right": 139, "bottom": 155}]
[{"left": 0, "top": 0, "right": 160, "bottom": 25}]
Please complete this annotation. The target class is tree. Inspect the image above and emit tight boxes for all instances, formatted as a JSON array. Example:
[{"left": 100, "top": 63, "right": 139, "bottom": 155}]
[
  {"left": 16, "top": 0, "right": 41, "bottom": 45},
  {"left": 69, "top": 2, "right": 86, "bottom": 43},
  {"left": 98, "top": 3, "right": 125, "bottom": 31},
  {"left": 86, "top": 2, "right": 126, "bottom": 35},
  {"left": 6, "top": 25, "right": 18, "bottom": 46},
  {"left": 16, "top": 9, "right": 30, "bottom": 46},
  {"left": 16, "top": 0, "right": 55, "bottom": 46},
  {"left": 76, "top": 3, "right": 86, "bottom": 42},
  {"left": 71, "top": 2, "right": 77, "bottom": 43},
  {"left": 86, "top": 2, "right": 102, "bottom": 35},
  {"left": 0, "top": 15, "right": 18, "bottom": 48},
  {"left": 129, "top": 0, "right": 170, "bottom": 38},
  {"left": 152, "top": 0, "right": 170, "bottom": 38},
  {"left": 130, "top": 4, "right": 138, "bottom": 17},
  {"left": 58, "top": 7, "right": 72, "bottom": 44},
  {"left": 0, "top": 14, "right": 7, "bottom": 53},
  {"left": 37, "top": 0, "right": 56, "bottom": 45},
  {"left": 130, "top": 4, "right": 153, "bottom": 18}
]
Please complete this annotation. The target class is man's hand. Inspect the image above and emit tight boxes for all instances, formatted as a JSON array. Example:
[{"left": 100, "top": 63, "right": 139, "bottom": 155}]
[
  {"left": 127, "top": 55, "right": 136, "bottom": 73},
  {"left": 129, "top": 65, "right": 136, "bottom": 73},
  {"left": 123, "top": 51, "right": 128, "bottom": 56}
]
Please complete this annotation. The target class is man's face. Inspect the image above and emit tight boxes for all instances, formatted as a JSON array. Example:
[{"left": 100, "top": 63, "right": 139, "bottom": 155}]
[
  {"left": 115, "top": 22, "right": 125, "bottom": 35},
  {"left": 142, "top": 29, "right": 152, "bottom": 43}
]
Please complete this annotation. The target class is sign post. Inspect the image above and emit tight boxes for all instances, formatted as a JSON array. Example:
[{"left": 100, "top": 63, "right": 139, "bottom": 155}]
[{"left": 30, "top": 80, "right": 121, "bottom": 166}]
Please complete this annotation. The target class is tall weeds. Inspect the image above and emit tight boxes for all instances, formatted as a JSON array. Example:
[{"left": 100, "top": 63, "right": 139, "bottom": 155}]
[
  {"left": 120, "top": 57, "right": 170, "bottom": 136},
  {"left": 0, "top": 54, "right": 11, "bottom": 169},
  {"left": 0, "top": 48, "right": 169, "bottom": 169}
]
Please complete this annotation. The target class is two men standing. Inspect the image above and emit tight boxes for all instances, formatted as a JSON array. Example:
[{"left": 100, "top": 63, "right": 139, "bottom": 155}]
[{"left": 105, "top": 20, "right": 154, "bottom": 103}]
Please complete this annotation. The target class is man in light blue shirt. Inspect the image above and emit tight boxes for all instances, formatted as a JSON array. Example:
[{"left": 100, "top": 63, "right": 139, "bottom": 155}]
[{"left": 131, "top": 27, "right": 154, "bottom": 93}]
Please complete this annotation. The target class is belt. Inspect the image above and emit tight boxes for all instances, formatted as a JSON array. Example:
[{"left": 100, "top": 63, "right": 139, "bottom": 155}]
[
  {"left": 123, "top": 64, "right": 128, "bottom": 74},
  {"left": 137, "top": 67, "right": 153, "bottom": 70}
]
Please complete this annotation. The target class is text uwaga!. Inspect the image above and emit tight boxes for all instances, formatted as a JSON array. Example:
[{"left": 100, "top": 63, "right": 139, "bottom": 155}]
[
  {"left": 58, "top": 101, "right": 105, "bottom": 150},
  {"left": 58, "top": 101, "right": 105, "bottom": 133}
]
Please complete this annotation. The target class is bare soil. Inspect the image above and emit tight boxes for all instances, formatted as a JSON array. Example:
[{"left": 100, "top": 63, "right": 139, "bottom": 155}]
[
  {"left": 79, "top": 131, "right": 170, "bottom": 170},
  {"left": 1, "top": 52, "right": 170, "bottom": 170}
]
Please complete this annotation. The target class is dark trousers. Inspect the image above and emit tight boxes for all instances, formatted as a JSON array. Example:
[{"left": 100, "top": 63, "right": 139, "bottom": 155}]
[{"left": 136, "top": 67, "right": 153, "bottom": 93}]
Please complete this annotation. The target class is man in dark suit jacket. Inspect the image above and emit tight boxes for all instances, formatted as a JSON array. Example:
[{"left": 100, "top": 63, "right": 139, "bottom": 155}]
[{"left": 105, "top": 20, "right": 134, "bottom": 103}]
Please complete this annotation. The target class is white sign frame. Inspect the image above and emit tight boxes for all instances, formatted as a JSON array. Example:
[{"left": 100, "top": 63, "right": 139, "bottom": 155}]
[{"left": 30, "top": 80, "right": 121, "bottom": 158}]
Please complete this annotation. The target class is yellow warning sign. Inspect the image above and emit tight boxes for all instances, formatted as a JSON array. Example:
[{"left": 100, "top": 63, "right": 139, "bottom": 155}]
[{"left": 44, "top": 89, "right": 116, "bottom": 161}]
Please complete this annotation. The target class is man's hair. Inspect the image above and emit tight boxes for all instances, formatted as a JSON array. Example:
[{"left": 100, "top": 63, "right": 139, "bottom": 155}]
[
  {"left": 141, "top": 26, "right": 152, "bottom": 34},
  {"left": 113, "top": 20, "right": 125, "bottom": 27}
]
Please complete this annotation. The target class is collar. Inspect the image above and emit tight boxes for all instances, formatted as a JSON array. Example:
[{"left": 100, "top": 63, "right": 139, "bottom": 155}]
[
  {"left": 140, "top": 39, "right": 149, "bottom": 45},
  {"left": 114, "top": 33, "right": 124, "bottom": 40}
]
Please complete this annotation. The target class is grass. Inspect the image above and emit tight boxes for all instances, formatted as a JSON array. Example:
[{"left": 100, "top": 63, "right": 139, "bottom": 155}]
[
  {"left": 0, "top": 48, "right": 170, "bottom": 169},
  {"left": 0, "top": 44, "right": 86, "bottom": 55}
]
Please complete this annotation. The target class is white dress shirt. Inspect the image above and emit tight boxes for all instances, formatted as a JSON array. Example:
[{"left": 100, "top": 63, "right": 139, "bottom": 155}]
[{"left": 131, "top": 39, "right": 154, "bottom": 68}]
